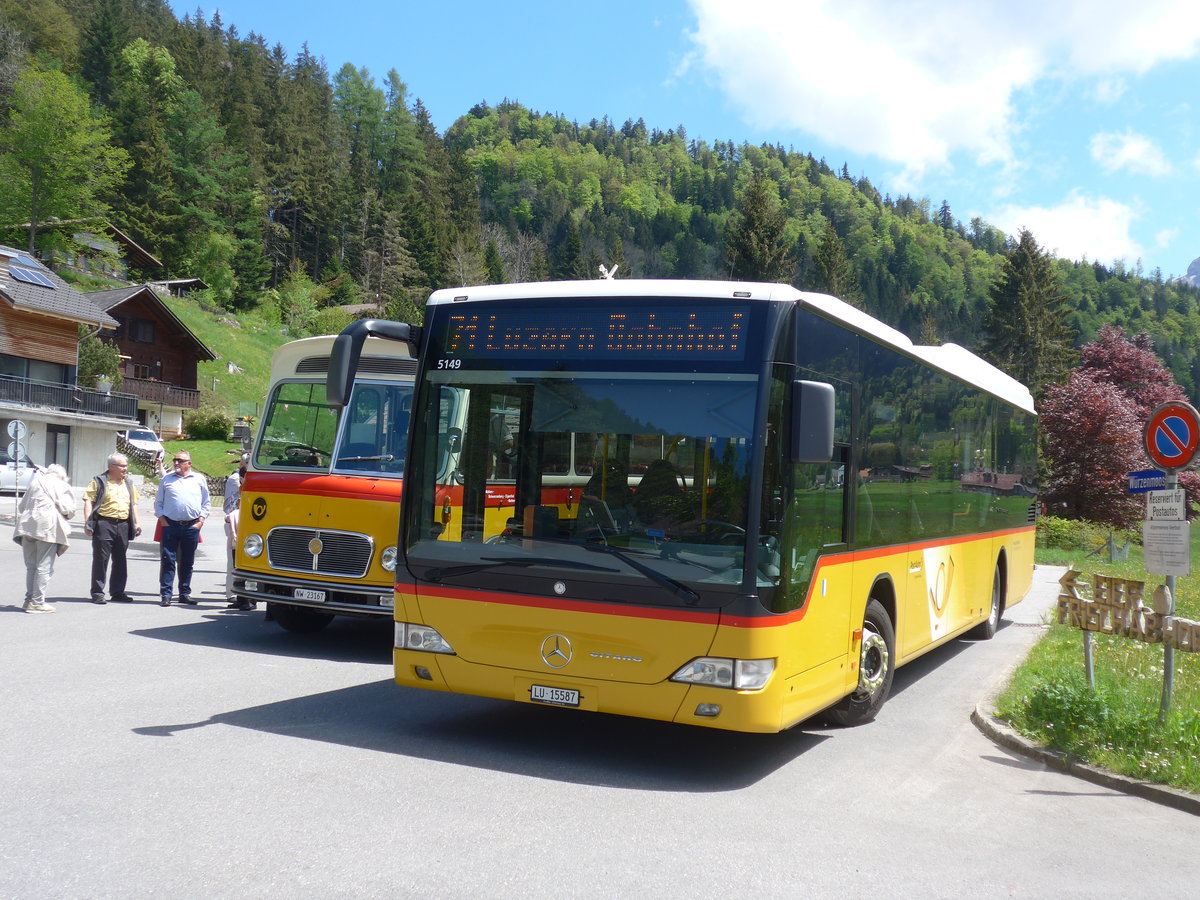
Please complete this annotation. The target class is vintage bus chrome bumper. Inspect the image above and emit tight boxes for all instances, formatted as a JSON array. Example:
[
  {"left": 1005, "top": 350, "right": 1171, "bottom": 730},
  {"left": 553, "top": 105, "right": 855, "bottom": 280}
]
[{"left": 233, "top": 570, "right": 393, "bottom": 616}]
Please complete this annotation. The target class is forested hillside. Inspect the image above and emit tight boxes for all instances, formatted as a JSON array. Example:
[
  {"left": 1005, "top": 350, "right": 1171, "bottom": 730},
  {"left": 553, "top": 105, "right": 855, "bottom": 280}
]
[{"left": 4, "top": 0, "right": 1200, "bottom": 393}]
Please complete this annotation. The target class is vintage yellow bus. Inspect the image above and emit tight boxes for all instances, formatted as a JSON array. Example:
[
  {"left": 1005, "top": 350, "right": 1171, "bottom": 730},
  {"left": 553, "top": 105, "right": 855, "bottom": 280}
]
[
  {"left": 328, "top": 280, "right": 1037, "bottom": 730},
  {"left": 232, "top": 333, "right": 414, "bottom": 632}
]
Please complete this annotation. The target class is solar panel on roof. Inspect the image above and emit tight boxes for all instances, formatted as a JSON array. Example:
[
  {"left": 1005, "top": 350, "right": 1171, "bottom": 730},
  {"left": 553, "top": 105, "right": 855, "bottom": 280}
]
[
  {"left": 9, "top": 265, "right": 56, "bottom": 289},
  {"left": 15, "top": 254, "right": 41, "bottom": 269}
]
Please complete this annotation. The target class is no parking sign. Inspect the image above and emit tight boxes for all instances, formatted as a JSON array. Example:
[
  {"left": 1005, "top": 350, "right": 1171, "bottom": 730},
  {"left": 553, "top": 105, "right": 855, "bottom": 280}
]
[{"left": 1144, "top": 401, "right": 1200, "bottom": 472}]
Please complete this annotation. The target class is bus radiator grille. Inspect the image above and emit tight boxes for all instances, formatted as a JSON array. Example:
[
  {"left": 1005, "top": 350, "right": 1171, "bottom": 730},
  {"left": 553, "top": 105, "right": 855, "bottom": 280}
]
[{"left": 266, "top": 528, "right": 374, "bottom": 577}]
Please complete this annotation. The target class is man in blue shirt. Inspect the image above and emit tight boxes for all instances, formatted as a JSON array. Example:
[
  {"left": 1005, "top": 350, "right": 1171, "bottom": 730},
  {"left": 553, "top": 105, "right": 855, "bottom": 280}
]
[{"left": 154, "top": 450, "right": 210, "bottom": 606}]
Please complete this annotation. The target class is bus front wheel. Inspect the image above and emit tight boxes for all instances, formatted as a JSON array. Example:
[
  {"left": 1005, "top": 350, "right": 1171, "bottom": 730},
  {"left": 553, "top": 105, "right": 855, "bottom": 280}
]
[
  {"left": 826, "top": 599, "right": 895, "bottom": 727},
  {"left": 269, "top": 603, "right": 334, "bottom": 634}
]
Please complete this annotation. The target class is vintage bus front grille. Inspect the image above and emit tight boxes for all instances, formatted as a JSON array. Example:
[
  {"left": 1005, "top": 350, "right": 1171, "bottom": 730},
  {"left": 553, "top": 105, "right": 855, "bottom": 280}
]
[{"left": 266, "top": 527, "right": 374, "bottom": 577}]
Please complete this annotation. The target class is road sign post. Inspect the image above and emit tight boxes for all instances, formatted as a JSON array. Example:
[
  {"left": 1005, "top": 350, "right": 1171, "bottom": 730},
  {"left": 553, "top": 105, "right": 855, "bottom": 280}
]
[{"left": 1142, "top": 400, "right": 1200, "bottom": 721}]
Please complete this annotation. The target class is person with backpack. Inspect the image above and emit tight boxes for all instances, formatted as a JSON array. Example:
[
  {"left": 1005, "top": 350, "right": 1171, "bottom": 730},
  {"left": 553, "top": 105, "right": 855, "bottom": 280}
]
[{"left": 82, "top": 453, "right": 143, "bottom": 604}]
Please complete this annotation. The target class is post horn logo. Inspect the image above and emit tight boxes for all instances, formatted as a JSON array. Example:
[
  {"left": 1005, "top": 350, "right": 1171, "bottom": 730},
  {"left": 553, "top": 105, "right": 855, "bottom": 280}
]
[{"left": 251, "top": 497, "right": 267, "bottom": 521}]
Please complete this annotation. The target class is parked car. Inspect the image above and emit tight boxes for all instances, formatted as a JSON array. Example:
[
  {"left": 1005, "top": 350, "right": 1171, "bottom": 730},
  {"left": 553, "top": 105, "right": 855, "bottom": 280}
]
[
  {"left": 121, "top": 427, "right": 165, "bottom": 457},
  {"left": 0, "top": 449, "right": 36, "bottom": 493}
]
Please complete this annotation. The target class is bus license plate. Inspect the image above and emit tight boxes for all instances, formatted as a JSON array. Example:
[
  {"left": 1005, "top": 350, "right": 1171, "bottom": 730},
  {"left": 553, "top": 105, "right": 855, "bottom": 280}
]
[
  {"left": 293, "top": 587, "right": 326, "bottom": 602},
  {"left": 530, "top": 684, "right": 580, "bottom": 707}
]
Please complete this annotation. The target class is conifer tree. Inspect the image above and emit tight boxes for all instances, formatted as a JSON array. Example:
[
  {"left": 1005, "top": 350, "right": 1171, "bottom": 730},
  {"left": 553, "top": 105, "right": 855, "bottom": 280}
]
[
  {"left": 483, "top": 238, "right": 504, "bottom": 284},
  {"left": 108, "top": 38, "right": 184, "bottom": 260},
  {"left": 807, "top": 220, "right": 862, "bottom": 307},
  {"left": 981, "top": 228, "right": 1076, "bottom": 398},
  {"left": 725, "top": 172, "right": 792, "bottom": 282}
]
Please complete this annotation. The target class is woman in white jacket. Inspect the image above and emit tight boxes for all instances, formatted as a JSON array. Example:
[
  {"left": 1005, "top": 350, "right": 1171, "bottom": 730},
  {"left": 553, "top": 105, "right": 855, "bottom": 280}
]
[{"left": 13, "top": 464, "right": 76, "bottom": 613}]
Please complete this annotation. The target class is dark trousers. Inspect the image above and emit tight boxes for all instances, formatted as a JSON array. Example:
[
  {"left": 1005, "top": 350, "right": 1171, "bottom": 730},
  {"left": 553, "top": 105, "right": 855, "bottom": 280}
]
[
  {"left": 91, "top": 518, "right": 130, "bottom": 600},
  {"left": 159, "top": 522, "right": 201, "bottom": 599}
]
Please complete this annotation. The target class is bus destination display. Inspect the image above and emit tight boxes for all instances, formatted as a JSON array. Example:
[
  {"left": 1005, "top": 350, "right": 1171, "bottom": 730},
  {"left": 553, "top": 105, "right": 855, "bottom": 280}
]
[{"left": 443, "top": 306, "right": 746, "bottom": 361}]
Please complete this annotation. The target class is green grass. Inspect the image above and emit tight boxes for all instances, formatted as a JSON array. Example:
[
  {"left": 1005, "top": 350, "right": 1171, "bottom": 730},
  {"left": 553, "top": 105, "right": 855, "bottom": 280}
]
[
  {"left": 1002, "top": 526, "right": 1200, "bottom": 793},
  {"left": 163, "top": 438, "right": 246, "bottom": 479}
]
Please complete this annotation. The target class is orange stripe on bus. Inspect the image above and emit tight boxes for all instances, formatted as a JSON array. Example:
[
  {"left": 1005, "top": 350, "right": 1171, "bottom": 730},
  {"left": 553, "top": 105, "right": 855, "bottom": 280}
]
[
  {"left": 406, "top": 524, "right": 1034, "bottom": 629},
  {"left": 243, "top": 471, "right": 402, "bottom": 502}
]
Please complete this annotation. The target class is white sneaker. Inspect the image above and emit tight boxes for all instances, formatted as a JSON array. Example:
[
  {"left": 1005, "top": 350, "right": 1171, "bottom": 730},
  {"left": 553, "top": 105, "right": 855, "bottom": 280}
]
[{"left": 24, "top": 604, "right": 56, "bottom": 614}]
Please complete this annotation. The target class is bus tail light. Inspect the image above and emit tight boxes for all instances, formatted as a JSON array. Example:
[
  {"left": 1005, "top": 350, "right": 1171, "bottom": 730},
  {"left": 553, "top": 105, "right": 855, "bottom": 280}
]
[
  {"left": 670, "top": 657, "right": 775, "bottom": 691},
  {"left": 395, "top": 622, "right": 455, "bottom": 654}
]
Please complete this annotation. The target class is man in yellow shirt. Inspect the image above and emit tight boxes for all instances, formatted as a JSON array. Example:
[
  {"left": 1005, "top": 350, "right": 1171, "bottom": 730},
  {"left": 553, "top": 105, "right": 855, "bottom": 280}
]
[{"left": 82, "top": 453, "right": 143, "bottom": 604}]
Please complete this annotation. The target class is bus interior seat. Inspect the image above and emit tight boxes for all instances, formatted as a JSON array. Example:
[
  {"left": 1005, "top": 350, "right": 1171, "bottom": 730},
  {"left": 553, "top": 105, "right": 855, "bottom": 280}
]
[{"left": 574, "top": 495, "right": 619, "bottom": 537}]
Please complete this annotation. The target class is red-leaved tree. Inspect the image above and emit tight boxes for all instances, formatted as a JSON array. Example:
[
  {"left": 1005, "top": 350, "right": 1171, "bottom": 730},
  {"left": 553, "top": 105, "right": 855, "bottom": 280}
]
[{"left": 1040, "top": 326, "right": 1200, "bottom": 527}]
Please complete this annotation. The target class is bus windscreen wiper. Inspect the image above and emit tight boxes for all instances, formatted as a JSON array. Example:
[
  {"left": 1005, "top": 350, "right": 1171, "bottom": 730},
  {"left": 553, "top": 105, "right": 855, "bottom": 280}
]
[
  {"left": 575, "top": 542, "right": 701, "bottom": 605},
  {"left": 339, "top": 453, "right": 395, "bottom": 461},
  {"left": 426, "top": 556, "right": 614, "bottom": 582}
]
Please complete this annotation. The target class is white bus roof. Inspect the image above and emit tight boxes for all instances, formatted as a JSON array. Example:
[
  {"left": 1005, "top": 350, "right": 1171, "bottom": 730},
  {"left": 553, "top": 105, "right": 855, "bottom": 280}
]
[
  {"left": 271, "top": 333, "right": 415, "bottom": 379},
  {"left": 426, "top": 280, "right": 1035, "bottom": 416}
]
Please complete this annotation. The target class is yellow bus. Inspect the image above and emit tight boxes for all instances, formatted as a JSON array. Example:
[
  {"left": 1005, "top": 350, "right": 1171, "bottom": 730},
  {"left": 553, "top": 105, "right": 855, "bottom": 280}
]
[
  {"left": 233, "top": 333, "right": 414, "bottom": 633},
  {"left": 328, "top": 281, "right": 1037, "bottom": 731}
]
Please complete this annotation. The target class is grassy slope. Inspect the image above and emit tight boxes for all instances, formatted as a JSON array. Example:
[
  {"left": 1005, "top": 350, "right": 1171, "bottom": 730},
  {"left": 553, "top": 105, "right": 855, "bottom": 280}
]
[{"left": 164, "top": 294, "right": 290, "bottom": 419}]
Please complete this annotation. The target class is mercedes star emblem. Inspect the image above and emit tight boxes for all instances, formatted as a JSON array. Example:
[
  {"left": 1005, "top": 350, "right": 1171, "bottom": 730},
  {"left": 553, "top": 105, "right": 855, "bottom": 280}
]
[{"left": 540, "top": 633, "right": 573, "bottom": 668}]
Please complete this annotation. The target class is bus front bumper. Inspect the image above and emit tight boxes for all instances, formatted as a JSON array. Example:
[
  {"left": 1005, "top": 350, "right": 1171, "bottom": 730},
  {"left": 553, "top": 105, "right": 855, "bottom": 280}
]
[
  {"left": 233, "top": 570, "right": 393, "bottom": 618},
  {"left": 393, "top": 648, "right": 788, "bottom": 733}
]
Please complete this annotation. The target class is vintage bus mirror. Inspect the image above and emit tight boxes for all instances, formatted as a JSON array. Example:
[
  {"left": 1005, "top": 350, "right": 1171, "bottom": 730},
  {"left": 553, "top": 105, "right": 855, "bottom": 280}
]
[
  {"left": 791, "top": 380, "right": 835, "bottom": 464},
  {"left": 328, "top": 319, "right": 422, "bottom": 407}
]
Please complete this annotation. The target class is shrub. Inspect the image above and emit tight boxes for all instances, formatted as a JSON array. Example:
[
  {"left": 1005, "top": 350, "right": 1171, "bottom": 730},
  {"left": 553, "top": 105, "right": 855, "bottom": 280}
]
[
  {"left": 1036, "top": 515, "right": 1136, "bottom": 551},
  {"left": 184, "top": 404, "right": 234, "bottom": 440},
  {"left": 312, "top": 306, "right": 356, "bottom": 337}
]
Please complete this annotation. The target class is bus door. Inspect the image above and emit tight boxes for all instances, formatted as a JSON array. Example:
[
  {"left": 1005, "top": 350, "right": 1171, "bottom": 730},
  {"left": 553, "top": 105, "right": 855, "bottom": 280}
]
[{"left": 454, "top": 387, "right": 529, "bottom": 541}]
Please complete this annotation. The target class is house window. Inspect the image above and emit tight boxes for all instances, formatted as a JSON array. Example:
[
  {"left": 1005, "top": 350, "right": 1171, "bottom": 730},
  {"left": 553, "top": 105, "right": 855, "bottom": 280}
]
[
  {"left": 0, "top": 354, "right": 25, "bottom": 377},
  {"left": 28, "top": 360, "right": 66, "bottom": 384},
  {"left": 133, "top": 363, "right": 151, "bottom": 379},
  {"left": 130, "top": 318, "right": 155, "bottom": 342}
]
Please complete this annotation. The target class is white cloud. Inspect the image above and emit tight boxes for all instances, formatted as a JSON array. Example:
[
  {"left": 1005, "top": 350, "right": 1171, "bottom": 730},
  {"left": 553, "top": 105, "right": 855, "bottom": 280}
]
[
  {"left": 1156, "top": 228, "right": 1180, "bottom": 248},
  {"left": 1089, "top": 130, "right": 1172, "bottom": 176},
  {"left": 683, "top": 0, "right": 1200, "bottom": 173},
  {"left": 989, "top": 192, "right": 1144, "bottom": 264},
  {"left": 1091, "top": 78, "right": 1128, "bottom": 104}
]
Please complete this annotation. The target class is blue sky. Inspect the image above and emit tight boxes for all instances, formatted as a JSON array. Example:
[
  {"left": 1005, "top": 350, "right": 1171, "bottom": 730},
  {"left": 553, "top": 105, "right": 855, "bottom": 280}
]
[{"left": 171, "top": 0, "right": 1200, "bottom": 277}]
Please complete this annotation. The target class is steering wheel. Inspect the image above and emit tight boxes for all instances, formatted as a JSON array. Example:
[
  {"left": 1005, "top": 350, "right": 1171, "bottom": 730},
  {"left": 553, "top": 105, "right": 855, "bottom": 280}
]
[{"left": 283, "top": 444, "right": 323, "bottom": 462}]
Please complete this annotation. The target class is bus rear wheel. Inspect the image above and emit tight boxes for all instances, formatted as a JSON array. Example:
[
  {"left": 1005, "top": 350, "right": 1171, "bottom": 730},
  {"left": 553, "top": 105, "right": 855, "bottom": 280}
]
[
  {"left": 826, "top": 599, "right": 895, "bottom": 727},
  {"left": 269, "top": 603, "right": 334, "bottom": 634},
  {"left": 968, "top": 565, "right": 1003, "bottom": 640}
]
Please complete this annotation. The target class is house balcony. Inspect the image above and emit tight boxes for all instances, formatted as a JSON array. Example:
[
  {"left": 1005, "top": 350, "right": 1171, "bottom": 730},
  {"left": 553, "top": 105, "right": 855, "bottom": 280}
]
[
  {"left": 121, "top": 376, "right": 201, "bottom": 409},
  {"left": 0, "top": 374, "right": 138, "bottom": 421}
]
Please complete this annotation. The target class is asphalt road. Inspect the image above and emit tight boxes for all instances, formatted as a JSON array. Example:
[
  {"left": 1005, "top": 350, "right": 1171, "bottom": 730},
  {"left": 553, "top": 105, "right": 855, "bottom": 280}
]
[{"left": 2, "top": 499, "right": 1198, "bottom": 898}]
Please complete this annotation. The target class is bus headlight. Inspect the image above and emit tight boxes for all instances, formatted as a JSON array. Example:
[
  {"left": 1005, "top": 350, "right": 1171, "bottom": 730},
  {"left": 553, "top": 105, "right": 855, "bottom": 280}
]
[
  {"left": 395, "top": 622, "right": 455, "bottom": 654},
  {"left": 670, "top": 657, "right": 775, "bottom": 691},
  {"left": 243, "top": 533, "right": 264, "bottom": 558},
  {"left": 381, "top": 546, "right": 398, "bottom": 571}
]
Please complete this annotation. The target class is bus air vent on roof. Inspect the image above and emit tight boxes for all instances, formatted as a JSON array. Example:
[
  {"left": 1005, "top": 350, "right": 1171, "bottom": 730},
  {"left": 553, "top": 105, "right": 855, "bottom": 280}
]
[{"left": 296, "top": 355, "right": 415, "bottom": 376}]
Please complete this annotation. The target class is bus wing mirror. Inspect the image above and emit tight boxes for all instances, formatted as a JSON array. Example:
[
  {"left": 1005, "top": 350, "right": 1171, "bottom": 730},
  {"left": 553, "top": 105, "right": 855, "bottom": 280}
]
[
  {"left": 791, "top": 380, "right": 834, "bottom": 464},
  {"left": 328, "top": 319, "right": 422, "bottom": 406}
]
